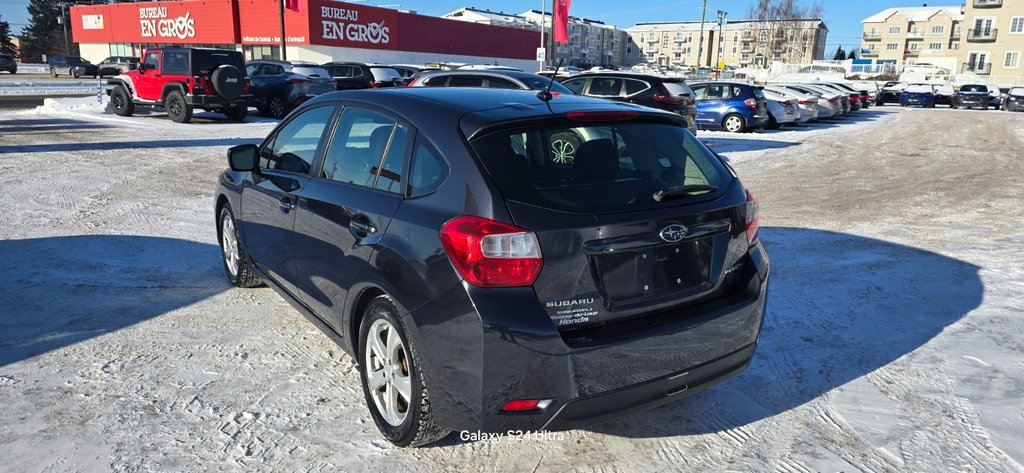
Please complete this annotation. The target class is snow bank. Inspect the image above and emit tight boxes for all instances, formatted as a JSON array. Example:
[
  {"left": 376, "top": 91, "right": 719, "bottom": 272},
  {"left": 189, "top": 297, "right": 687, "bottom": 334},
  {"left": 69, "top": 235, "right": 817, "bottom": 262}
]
[{"left": 37, "top": 96, "right": 112, "bottom": 115}]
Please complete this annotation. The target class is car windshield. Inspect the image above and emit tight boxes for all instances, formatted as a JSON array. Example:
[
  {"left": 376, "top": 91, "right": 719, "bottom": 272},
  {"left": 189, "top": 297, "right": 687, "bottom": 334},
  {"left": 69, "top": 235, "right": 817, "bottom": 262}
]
[
  {"left": 65, "top": 56, "right": 87, "bottom": 63},
  {"left": 192, "top": 51, "right": 244, "bottom": 75},
  {"left": 292, "top": 66, "right": 331, "bottom": 78},
  {"left": 470, "top": 120, "right": 728, "bottom": 214},
  {"left": 370, "top": 67, "right": 403, "bottom": 82},
  {"left": 960, "top": 85, "right": 988, "bottom": 93},
  {"left": 906, "top": 84, "right": 933, "bottom": 93},
  {"left": 1010, "top": 87, "right": 1024, "bottom": 95},
  {"left": 517, "top": 75, "right": 571, "bottom": 94}
]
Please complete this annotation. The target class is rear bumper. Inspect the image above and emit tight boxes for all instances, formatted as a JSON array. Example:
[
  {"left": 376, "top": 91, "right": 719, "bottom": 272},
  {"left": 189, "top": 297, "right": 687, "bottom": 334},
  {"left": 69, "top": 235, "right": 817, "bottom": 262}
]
[
  {"left": 407, "top": 242, "right": 770, "bottom": 434},
  {"left": 1005, "top": 100, "right": 1024, "bottom": 111},
  {"left": 187, "top": 94, "right": 252, "bottom": 108}
]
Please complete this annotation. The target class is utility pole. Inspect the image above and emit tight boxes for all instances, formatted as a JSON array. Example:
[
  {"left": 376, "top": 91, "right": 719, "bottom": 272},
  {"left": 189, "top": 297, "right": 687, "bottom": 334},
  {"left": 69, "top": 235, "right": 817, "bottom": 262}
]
[
  {"left": 696, "top": 0, "right": 707, "bottom": 68},
  {"left": 57, "top": 3, "right": 69, "bottom": 55},
  {"left": 279, "top": 0, "right": 287, "bottom": 60}
]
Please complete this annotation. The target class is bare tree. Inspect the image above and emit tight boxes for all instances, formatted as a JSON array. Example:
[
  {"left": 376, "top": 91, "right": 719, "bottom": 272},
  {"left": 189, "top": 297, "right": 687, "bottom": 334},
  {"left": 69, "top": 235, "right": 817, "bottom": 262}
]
[{"left": 746, "top": 0, "right": 823, "bottom": 65}]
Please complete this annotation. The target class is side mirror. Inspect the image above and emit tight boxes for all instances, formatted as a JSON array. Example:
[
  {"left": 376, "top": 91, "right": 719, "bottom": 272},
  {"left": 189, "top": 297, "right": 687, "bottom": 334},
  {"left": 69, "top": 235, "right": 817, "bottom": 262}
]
[{"left": 227, "top": 144, "right": 259, "bottom": 172}]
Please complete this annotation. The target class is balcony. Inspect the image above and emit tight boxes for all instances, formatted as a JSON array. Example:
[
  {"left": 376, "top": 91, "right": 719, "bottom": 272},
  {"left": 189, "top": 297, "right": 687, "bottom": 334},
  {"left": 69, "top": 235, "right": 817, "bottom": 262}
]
[
  {"left": 863, "top": 32, "right": 881, "bottom": 41},
  {"left": 740, "top": 45, "right": 755, "bottom": 53},
  {"left": 973, "top": 0, "right": 1002, "bottom": 7},
  {"left": 967, "top": 28, "right": 997, "bottom": 42},
  {"left": 861, "top": 50, "right": 879, "bottom": 58},
  {"left": 904, "top": 49, "right": 920, "bottom": 57},
  {"left": 906, "top": 31, "right": 924, "bottom": 40},
  {"left": 962, "top": 62, "right": 992, "bottom": 74}
]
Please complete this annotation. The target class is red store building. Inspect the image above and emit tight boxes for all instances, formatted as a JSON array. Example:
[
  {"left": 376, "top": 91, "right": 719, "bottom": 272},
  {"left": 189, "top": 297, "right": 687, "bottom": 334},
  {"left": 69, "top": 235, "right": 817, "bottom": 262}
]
[{"left": 70, "top": 0, "right": 539, "bottom": 69}]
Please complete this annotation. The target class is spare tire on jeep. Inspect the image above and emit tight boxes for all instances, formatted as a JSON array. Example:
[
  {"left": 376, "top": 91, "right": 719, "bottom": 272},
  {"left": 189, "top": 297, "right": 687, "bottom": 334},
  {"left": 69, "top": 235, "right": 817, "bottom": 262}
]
[{"left": 211, "top": 65, "right": 245, "bottom": 101}]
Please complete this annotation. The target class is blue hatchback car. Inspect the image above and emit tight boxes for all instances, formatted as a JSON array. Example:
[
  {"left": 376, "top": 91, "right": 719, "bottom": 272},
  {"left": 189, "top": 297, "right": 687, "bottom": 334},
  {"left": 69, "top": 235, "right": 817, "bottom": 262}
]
[
  {"left": 689, "top": 82, "right": 769, "bottom": 133},
  {"left": 900, "top": 83, "right": 936, "bottom": 108}
]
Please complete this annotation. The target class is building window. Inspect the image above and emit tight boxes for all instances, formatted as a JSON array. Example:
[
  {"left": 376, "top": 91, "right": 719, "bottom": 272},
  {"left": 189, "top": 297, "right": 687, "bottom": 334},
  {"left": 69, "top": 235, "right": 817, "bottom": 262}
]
[
  {"left": 886, "top": 43, "right": 899, "bottom": 50},
  {"left": 909, "top": 43, "right": 919, "bottom": 51},
  {"left": 109, "top": 43, "right": 135, "bottom": 57},
  {"left": 952, "top": 42, "right": 960, "bottom": 50},
  {"left": 928, "top": 42, "right": 942, "bottom": 50},
  {"left": 931, "top": 25, "right": 944, "bottom": 35},
  {"left": 869, "top": 43, "right": 876, "bottom": 50},
  {"left": 870, "top": 27, "right": 878, "bottom": 34},
  {"left": 889, "top": 26, "right": 900, "bottom": 34},
  {"left": 954, "top": 25, "right": 962, "bottom": 36},
  {"left": 1005, "top": 52, "right": 1020, "bottom": 69},
  {"left": 1010, "top": 17, "right": 1024, "bottom": 34},
  {"left": 243, "top": 45, "right": 280, "bottom": 61}
]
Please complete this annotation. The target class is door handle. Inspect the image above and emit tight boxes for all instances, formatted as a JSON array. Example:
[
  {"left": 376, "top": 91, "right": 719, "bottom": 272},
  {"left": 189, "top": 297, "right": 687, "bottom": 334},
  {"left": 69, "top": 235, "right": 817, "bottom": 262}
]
[
  {"left": 350, "top": 218, "right": 376, "bottom": 236},
  {"left": 279, "top": 195, "right": 296, "bottom": 212}
]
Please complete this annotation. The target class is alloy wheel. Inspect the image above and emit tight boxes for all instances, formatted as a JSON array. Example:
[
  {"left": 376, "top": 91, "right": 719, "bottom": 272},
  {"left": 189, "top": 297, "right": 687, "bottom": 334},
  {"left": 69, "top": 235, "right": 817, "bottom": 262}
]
[
  {"left": 270, "top": 97, "right": 285, "bottom": 118},
  {"left": 221, "top": 214, "right": 240, "bottom": 277},
  {"left": 365, "top": 318, "right": 412, "bottom": 426}
]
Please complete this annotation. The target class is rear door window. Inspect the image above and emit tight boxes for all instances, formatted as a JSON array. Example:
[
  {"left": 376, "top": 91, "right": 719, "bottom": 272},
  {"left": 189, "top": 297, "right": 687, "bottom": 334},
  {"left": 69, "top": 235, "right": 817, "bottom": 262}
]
[
  {"left": 703, "top": 84, "right": 728, "bottom": 99},
  {"left": 470, "top": 121, "right": 728, "bottom": 214},
  {"left": 447, "top": 75, "right": 485, "bottom": 87},
  {"left": 588, "top": 78, "right": 624, "bottom": 97},
  {"left": 624, "top": 79, "right": 649, "bottom": 96},
  {"left": 261, "top": 106, "right": 335, "bottom": 174},
  {"left": 320, "top": 107, "right": 397, "bottom": 188},
  {"left": 487, "top": 77, "right": 520, "bottom": 89},
  {"left": 162, "top": 52, "right": 189, "bottom": 74}
]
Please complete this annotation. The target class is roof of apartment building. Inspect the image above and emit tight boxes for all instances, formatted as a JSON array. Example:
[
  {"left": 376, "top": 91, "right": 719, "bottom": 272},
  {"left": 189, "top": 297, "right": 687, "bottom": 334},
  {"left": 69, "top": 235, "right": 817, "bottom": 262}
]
[
  {"left": 628, "top": 19, "right": 827, "bottom": 32},
  {"left": 443, "top": 7, "right": 532, "bottom": 24},
  {"left": 862, "top": 6, "right": 963, "bottom": 23}
]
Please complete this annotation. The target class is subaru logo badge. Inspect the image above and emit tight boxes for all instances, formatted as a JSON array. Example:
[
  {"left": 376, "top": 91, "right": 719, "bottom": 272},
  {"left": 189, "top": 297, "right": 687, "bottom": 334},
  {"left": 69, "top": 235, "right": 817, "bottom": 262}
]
[{"left": 659, "top": 223, "right": 687, "bottom": 243}]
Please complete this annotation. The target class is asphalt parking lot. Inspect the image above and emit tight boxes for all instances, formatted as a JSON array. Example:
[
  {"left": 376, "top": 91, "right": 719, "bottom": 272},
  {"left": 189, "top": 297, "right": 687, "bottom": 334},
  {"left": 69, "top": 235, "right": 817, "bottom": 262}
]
[{"left": 1, "top": 103, "right": 1022, "bottom": 471}]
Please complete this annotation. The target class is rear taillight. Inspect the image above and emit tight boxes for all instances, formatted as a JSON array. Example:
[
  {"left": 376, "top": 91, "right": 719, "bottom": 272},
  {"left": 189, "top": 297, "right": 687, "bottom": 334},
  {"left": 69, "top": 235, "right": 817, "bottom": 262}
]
[
  {"left": 287, "top": 77, "right": 309, "bottom": 84},
  {"left": 861, "top": 93, "right": 870, "bottom": 100},
  {"left": 501, "top": 400, "right": 540, "bottom": 412},
  {"left": 828, "top": 97, "right": 839, "bottom": 103},
  {"left": 744, "top": 98, "right": 758, "bottom": 109},
  {"left": 798, "top": 99, "right": 814, "bottom": 105},
  {"left": 651, "top": 94, "right": 684, "bottom": 105},
  {"left": 850, "top": 95, "right": 860, "bottom": 102},
  {"left": 745, "top": 190, "right": 759, "bottom": 244},
  {"left": 406, "top": 76, "right": 420, "bottom": 87},
  {"left": 192, "top": 75, "right": 216, "bottom": 95},
  {"left": 439, "top": 215, "right": 543, "bottom": 287}
]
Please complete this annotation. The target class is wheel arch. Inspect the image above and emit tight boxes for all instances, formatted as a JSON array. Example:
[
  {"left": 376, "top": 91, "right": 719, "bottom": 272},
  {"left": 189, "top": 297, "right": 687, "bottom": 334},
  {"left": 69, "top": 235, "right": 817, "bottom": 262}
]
[{"left": 161, "top": 82, "right": 188, "bottom": 102}]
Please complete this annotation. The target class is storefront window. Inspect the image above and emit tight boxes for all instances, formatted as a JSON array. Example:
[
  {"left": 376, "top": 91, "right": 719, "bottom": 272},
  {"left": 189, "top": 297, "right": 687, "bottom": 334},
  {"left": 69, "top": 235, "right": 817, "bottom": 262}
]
[
  {"left": 243, "top": 45, "right": 281, "bottom": 61},
  {"left": 109, "top": 43, "right": 135, "bottom": 57}
]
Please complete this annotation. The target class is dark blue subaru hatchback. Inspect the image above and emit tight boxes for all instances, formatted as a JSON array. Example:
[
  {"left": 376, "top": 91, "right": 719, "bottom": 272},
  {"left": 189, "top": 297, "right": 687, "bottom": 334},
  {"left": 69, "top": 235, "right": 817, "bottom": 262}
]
[{"left": 214, "top": 88, "right": 770, "bottom": 446}]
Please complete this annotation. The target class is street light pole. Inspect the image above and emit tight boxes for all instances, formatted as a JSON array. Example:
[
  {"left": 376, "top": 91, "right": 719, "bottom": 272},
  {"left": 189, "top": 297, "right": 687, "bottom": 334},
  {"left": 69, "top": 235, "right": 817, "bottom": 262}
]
[
  {"left": 716, "top": 10, "right": 727, "bottom": 76},
  {"left": 696, "top": 0, "right": 707, "bottom": 68},
  {"left": 279, "top": 0, "right": 287, "bottom": 60},
  {"left": 539, "top": 0, "right": 546, "bottom": 70}
]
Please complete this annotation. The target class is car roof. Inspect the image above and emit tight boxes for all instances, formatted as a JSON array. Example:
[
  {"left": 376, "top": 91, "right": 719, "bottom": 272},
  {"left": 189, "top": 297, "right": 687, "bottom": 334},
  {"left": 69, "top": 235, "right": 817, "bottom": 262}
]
[
  {"left": 302, "top": 88, "right": 680, "bottom": 138},
  {"left": 418, "top": 69, "right": 544, "bottom": 80},
  {"left": 577, "top": 72, "right": 683, "bottom": 81}
]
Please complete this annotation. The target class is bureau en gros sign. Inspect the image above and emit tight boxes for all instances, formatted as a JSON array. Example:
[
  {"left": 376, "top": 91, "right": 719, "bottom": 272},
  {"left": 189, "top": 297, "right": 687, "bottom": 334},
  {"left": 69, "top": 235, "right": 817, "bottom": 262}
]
[
  {"left": 138, "top": 7, "right": 196, "bottom": 40},
  {"left": 320, "top": 6, "right": 390, "bottom": 44}
]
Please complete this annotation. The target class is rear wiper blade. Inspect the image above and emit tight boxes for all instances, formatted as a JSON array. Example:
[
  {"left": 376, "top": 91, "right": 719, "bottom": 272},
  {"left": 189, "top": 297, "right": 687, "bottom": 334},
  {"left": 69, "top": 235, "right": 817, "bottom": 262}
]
[{"left": 652, "top": 184, "right": 718, "bottom": 202}]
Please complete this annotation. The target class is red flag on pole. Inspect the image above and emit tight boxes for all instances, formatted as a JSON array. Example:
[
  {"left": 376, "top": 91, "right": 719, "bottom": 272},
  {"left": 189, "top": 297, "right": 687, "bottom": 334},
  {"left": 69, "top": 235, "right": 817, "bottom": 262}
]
[{"left": 553, "top": 0, "right": 572, "bottom": 44}]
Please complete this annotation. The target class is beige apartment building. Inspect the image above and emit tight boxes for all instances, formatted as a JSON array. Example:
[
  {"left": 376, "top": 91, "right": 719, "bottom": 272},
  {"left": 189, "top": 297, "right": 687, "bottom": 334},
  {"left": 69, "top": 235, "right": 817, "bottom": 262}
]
[
  {"left": 959, "top": 0, "right": 1024, "bottom": 85},
  {"left": 860, "top": 6, "right": 964, "bottom": 71},
  {"left": 625, "top": 19, "right": 828, "bottom": 69}
]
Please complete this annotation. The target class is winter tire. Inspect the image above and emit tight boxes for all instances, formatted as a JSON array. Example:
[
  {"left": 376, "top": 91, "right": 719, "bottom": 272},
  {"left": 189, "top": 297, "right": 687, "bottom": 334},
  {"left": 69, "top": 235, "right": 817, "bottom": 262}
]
[
  {"left": 49, "top": 68, "right": 57, "bottom": 78},
  {"left": 359, "top": 296, "right": 449, "bottom": 447},
  {"left": 219, "top": 204, "right": 261, "bottom": 288},
  {"left": 268, "top": 95, "right": 287, "bottom": 119},
  {"left": 166, "top": 89, "right": 193, "bottom": 123},
  {"left": 223, "top": 105, "right": 248, "bottom": 122},
  {"left": 110, "top": 86, "right": 135, "bottom": 117}
]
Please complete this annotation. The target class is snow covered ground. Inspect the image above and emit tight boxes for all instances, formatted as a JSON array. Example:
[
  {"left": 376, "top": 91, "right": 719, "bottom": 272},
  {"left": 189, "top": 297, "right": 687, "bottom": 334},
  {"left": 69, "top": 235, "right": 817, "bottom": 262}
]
[{"left": 1, "top": 102, "right": 1022, "bottom": 471}]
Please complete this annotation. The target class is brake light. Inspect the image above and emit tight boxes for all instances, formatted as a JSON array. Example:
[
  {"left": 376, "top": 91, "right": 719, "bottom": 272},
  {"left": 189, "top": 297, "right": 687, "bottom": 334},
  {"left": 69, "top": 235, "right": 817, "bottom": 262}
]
[
  {"left": 439, "top": 215, "right": 543, "bottom": 287},
  {"left": 850, "top": 95, "right": 860, "bottom": 102},
  {"left": 861, "top": 93, "right": 870, "bottom": 100},
  {"left": 828, "top": 97, "right": 839, "bottom": 103},
  {"left": 651, "top": 94, "right": 684, "bottom": 105},
  {"left": 566, "top": 110, "right": 640, "bottom": 122},
  {"left": 243, "top": 78, "right": 250, "bottom": 95},
  {"left": 500, "top": 400, "right": 541, "bottom": 412},
  {"left": 743, "top": 98, "right": 758, "bottom": 109},
  {"left": 192, "top": 75, "right": 216, "bottom": 95},
  {"left": 287, "top": 77, "right": 309, "bottom": 84},
  {"left": 406, "top": 76, "right": 419, "bottom": 87},
  {"left": 745, "top": 190, "right": 759, "bottom": 244},
  {"left": 798, "top": 99, "right": 814, "bottom": 105}
]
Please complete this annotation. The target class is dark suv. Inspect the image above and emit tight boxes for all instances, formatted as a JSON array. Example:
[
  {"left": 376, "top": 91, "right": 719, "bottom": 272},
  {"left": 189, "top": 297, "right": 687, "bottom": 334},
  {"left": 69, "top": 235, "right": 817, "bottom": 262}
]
[
  {"left": 0, "top": 53, "right": 16, "bottom": 74},
  {"left": 955, "top": 84, "right": 992, "bottom": 110},
  {"left": 560, "top": 73, "right": 698, "bottom": 134},
  {"left": 214, "top": 88, "right": 769, "bottom": 447},
  {"left": 246, "top": 60, "right": 335, "bottom": 119},
  {"left": 408, "top": 69, "right": 574, "bottom": 94},
  {"left": 323, "top": 62, "right": 404, "bottom": 90},
  {"left": 107, "top": 47, "right": 250, "bottom": 123},
  {"left": 48, "top": 56, "right": 99, "bottom": 78}
]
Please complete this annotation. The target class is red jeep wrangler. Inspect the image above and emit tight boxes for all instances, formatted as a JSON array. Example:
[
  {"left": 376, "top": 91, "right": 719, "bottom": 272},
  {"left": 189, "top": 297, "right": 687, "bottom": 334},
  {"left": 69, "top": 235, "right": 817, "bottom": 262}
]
[{"left": 108, "top": 47, "right": 250, "bottom": 123}]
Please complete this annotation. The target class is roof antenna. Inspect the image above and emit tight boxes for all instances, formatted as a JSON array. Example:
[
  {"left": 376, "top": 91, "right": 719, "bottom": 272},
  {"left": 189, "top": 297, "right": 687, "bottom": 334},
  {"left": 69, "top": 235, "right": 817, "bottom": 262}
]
[{"left": 537, "top": 58, "right": 564, "bottom": 102}]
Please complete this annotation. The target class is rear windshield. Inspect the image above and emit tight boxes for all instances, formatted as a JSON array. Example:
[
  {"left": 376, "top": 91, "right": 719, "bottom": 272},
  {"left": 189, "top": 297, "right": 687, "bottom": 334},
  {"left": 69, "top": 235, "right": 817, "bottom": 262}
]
[
  {"left": 905, "top": 84, "right": 933, "bottom": 93},
  {"left": 470, "top": 121, "right": 728, "bottom": 214},
  {"left": 370, "top": 67, "right": 403, "bottom": 82},
  {"left": 292, "top": 66, "right": 331, "bottom": 78},
  {"left": 193, "top": 51, "right": 244, "bottom": 75},
  {"left": 662, "top": 81, "right": 694, "bottom": 97},
  {"left": 960, "top": 85, "right": 988, "bottom": 93}
]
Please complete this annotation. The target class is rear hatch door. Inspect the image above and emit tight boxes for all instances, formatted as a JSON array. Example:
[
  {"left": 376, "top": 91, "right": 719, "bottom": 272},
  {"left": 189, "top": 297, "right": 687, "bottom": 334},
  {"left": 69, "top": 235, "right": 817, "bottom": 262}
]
[{"left": 467, "top": 114, "right": 751, "bottom": 331}]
